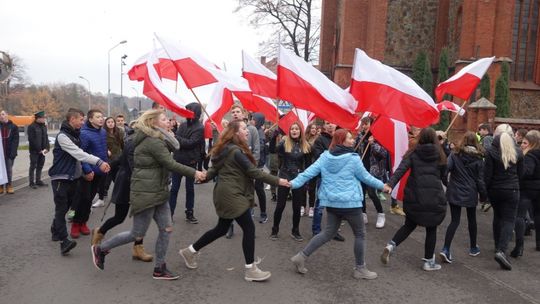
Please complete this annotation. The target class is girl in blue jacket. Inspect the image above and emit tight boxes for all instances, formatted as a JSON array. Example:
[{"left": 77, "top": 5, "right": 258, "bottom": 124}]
[{"left": 289, "top": 129, "right": 391, "bottom": 280}]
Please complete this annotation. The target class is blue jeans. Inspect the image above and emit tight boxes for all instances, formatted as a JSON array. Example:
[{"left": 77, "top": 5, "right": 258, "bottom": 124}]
[
  {"left": 168, "top": 163, "right": 196, "bottom": 217},
  {"left": 312, "top": 178, "right": 324, "bottom": 234}
]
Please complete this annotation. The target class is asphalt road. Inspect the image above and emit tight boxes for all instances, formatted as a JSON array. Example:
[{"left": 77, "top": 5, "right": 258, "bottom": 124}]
[{"left": 1, "top": 182, "right": 539, "bottom": 304}]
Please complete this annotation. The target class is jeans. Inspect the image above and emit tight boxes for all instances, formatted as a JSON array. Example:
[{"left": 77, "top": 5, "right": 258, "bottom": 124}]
[
  {"left": 254, "top": 173, "right": 267, "bottom": 215},
  {"left": 193, "top": 209, "right": 256, "bottom": 264},
  {"left": 51, "top": 179, "right": 79, "bottom": 241},
  {"left": 100, "top": 203, "right": 130, "bottom": 235},
  {"left": 29, "top": 152, "right": 45, "bottom": 184},
  {"left": 273, "top": 185, "right": 305, "bottom": 233},
  {"left": 392, "top": 216, "right": 437, "bottom": 259},
  {"left": 168, "top": 163, "right": 196, "bottom": 217},
  {"left": 489, "top": 188, "right": 519, "bottom": 252},
  {"left": 100, "top": 202, "right": 172, "bottom": 267},
  {"left": 4, "top": 157, "right": 14, "bottom": 184},
  {"left": 303, "top": 207, "right": 366, "bottom": 267},
  {"left": 312, "top": 178, "right": 324, "bottom": 234},
  {"left": 361, "top": 182, "right": 383, "bottom": 214},
  {"left": 73, "top": 175, "right": 103, "bottom": 224},
  {"left": 443, "top": 204, "right": 477, "bottom": 250}
]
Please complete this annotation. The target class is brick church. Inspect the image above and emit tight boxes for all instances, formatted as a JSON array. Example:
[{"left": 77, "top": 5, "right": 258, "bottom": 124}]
[{"left": 318, "top": 0, "right": 540, "bottom": 133}]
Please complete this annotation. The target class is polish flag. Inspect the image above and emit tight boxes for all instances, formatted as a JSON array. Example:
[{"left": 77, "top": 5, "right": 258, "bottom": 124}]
[
  {"left": 436, "top": 100, "right": 466, "bottom": 116},
  {"left": 350, "top": 49, "right": 439, "bottom": 128},
  {"left": 370, "top": 116, "right": 409, "bottom": 201},
  {"left": 128, "top": 48, "right": 194, "bottom": 118},
  {"left": 435, "top": 57, "right": 495, "bottom": 102},
  {"left": 203, "top": 83, "right": 235, "bottom": 137},
  {"left": 128, "top": 49, "right": 180, "bottom": 82},
  {"left": 278, "top": 110, "right": 300, "bottom": 135},
  {"left": 242, "top": 51, "right": 278, "bottom": 98},
  {"left": 277, "top": 46, "right": 361, "bottom": 130}
]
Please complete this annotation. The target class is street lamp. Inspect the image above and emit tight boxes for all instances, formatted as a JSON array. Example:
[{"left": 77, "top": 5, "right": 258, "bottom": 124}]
[
  {"left": 120, "top": 54, "right": 127, "bottom": 107},
  {"left": 107, "top": 40, "right": 127, "bottom": 116},
  {"left": 131, "top": 86, "right": 141, "bottom": 112},
  {"left": 78, "top": 76, "right": 91, "bottom": 111}
]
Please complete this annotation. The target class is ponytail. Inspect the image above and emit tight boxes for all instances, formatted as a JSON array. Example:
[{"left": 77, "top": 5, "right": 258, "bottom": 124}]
[{"left": 498, "top": 130, "right": 517, "bottom": 170}]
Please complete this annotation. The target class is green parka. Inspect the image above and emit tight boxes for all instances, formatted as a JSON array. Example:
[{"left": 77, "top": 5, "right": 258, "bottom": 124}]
[
  {"left": 207, "top": 144, "right": 280, "bottom": 219},
  {"left": 130, "top": 125, "right": 196, "bottom": 216}
]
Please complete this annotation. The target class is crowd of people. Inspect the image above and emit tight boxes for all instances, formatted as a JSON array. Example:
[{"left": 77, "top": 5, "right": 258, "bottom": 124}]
[{"left": 1, "top": 103, "right": 539, "bottom": 282}]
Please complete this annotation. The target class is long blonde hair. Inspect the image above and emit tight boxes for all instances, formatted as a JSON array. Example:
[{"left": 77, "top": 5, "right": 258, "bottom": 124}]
[
  {"left": 494, "top": 124, "right": 517, "bottom": 169},
  {"left": 284, "top": 122, "right": 311, "bottom": 153},
  {"left": 134, "top": 109, "right": 165, "bottom": 138}
]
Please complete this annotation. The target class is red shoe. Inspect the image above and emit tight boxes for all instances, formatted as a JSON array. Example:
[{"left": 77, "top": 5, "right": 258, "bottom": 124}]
[
  {"left": 70, "top": 223, "right": 81, "bottom": 239},
  {"left": 80, "top": 223, "right": 91, "bottom": 235}
]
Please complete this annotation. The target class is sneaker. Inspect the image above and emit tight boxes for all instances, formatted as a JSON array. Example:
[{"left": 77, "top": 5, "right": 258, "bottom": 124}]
[
  {"left": 225, "top": 225, "right": 234, "bottom": 239},
  {"left": 179, "top": 247, "right": 199, "bottom": 269},
  {"left": 439, "top": 248, "right": 453, "bottom": 263},
  {"left": 271, "top": 193, "right": 277, "bottom": 202},
  {"left": 35, "top": 181, "right": 48, "bottom": 187},
  {"left": 152, "top": 263, "right": 180, "bottom": 280},
  {"left": 290, "top": 232, "right": 304, "bottom": 242},
  {"left": 92, "top": 199, "right": 105, "bottom": 208},
  {"left": 259, "top": 213, "right": 268, "bottom": 224},
  {"left": 363, "top": 213, "right": 368, "bottom": 224},
  {"left": 265, "top": 184, "right": 271, "bottom": 190},
  {"left": 290, "top": 252, "right": 308, "bottom": 274},
  {"left": 390, "top": 205, "right": 406, "bottom": 216},
  {"left": 245, "top": 263, "right": 271, "bottom": 282},
  {"left": 91, "top": 245, "right": 106, "bottom": 269},
  {"left": 494, "top": 251, "right": 512, "bottom": 270},
  {"left": 333, "top": 233, "right": 345, "bottom": 242},
  {"left": 308, "top": 207, "right": 314, "bottom": 218},
  {"left": 70, "top": 223, "right": 81, "bottom": 239},
  {"left": 381, "top": 242, "right": 395, "bottom": 265},
  {"left": 67, "top": 209, "right": 75, "bottom": 222},
  {"left": 354, "top": 266, "right": 378, "bottom": 280},
  {"left": 375, "top": 213, "right": 385, "bottom": 229},
  {"left": 469, "top": 246, "right": 481, "bottom": 257},
  {"left": 422, "top": 256, "right": 442, "bottom": 271},
  {"left": 186, "top": 214, "right": 199, "bottom": 224},
  {"left": 29, "top": 183, "right": 38, "bottom": 189},
  {"left": 300, "top": 206, "right": 305, "bottom": 216},
  {"left": 481, "top": 202, "right": 492, "bottom": 212},
  {"left": 269, "top": 233, "right": 278, "bottom": 241},
  {"left": 60, "top": 239, "right": 77, "bottom": 256},
  {"left": 80, "top": 222, "right": 91, "bottom": 235},
  {"left": 377, "top": 192, "right": 387, "bottom": 201}
]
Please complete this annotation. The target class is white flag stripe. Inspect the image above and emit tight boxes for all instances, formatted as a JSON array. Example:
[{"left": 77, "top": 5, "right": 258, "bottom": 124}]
[{"left": 444, "top": 57, "right": 495, "bottom": 83}]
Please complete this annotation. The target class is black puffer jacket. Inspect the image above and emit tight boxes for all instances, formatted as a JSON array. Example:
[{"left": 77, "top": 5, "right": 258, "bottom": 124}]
[
  {"left": 27, "top": 121, "right": 49, "bottom": 153},
  {"left": 174, "top": 103, "right": 205, "bottom": 165},
  {"left": 484, "top": 135, "right": 523, "bottom": 191},
  {"left": 277, "top": 140, "right": 311, "bottom": 180},
  {"left": 520, "top": 148, "right": 540, "bottom": 191},
  {"left": 110, "top": 130, "right": 135, "bottom": 205},
  {"left": 312, "top": 132, "right": 332, "bottom": 161},
  {"left": 446, "top": 146, "right": 487, "bottom": 207},
  {"left": 388, "top": 143, "right": 448, "bottom": 227}
]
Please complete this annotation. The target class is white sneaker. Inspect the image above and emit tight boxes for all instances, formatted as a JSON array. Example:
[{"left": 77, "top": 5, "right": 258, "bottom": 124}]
[
  {"left": 92, "top": 199, "right": 105, "bottom": 208},
  {"left": 363, "top": 213, "right": 368, "bottom": 224},
  {"left": 265, "top": 184, "right": 271, "bottom": 190},
  {"left": 300, "top": 206, "right": 305, "bottom": 216},
  {"left": 308, "top": 207, "right": 314, "bottom": 218},
  {"left": 375, "top": 213, "right": 385, "bottom": 228}
]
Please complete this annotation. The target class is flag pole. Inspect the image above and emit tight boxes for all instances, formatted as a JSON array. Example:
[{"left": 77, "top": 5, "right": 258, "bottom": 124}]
[
  {"left": 361, "top": 142, "right": 371, "bottom": 160},
  {"left": 354, "top": 114, "right": 379, "bottom": 151},
  {"left": 444, "top": 100, "right": 468, "bottom": 134},
  {"left": 154, "top": 33, "right": 217, "bottom": 126}
]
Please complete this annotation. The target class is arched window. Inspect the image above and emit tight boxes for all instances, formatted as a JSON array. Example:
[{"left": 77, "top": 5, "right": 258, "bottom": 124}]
[{"left": 511, "top": 0, "right": 539, "bottom": 81}]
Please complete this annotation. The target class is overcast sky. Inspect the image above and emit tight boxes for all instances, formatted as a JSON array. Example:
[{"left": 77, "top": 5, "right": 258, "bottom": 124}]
[{"left": 1, "top": 0, "right": 264, "bottom": 97}]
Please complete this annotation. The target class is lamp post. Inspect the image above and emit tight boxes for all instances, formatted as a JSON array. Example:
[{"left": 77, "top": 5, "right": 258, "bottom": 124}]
[
  {"left": 78, "top": 76, "right": 91, "bottom": 111},
  {"left": 120, "top": 54, "right": 127, "bottom": 109},
  {"left": 107, "top": 40, "right": 127, "bottom": 117},
  {"left": 131, "top": 87, "right": 141, "bottom": 112}
]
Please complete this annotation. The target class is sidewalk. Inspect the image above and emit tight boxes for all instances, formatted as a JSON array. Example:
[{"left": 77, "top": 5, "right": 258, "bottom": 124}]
[{"left": 9, "top": 150, "right": 53, "bottom": 189}]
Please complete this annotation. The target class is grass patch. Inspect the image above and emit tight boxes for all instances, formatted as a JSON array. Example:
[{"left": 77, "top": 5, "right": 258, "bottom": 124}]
[{"left": 18, "top": 145, "right": 29, "bottom": 150}]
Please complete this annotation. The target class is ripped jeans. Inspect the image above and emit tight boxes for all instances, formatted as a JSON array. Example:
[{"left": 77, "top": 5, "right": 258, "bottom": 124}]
[{"left": 100, "top": 202, "right": 172, "bottom": 267}]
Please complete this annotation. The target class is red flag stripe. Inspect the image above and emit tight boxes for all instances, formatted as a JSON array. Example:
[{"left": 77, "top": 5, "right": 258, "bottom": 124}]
[{"left": 242, "top": 71, "right": 278, "bottom": 98}]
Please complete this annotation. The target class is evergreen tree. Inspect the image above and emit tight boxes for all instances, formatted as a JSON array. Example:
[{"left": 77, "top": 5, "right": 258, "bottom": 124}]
[
  {"left": 413, "top": 52, "right": 427, "bottom": 87},
  {"left": 494, "top": 62, "right": 510, "bottom": 117},
  {"left": 434, "top": 48, "right": 449, "bottom": 130},
  {"left": 480, "top": 74, "right": 491, "bottom": 99}
]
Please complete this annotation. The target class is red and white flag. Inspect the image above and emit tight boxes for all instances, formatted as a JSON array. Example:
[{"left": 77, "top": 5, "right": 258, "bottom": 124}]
[
  {"left": 128, "top": 48, "right": 194, "bottom": 118},
  {"left": 436, "top": 100, "right": 466, "bottom": 116},
  {"left": 370, "top": 116, "right": 409, "bottom": 201},
  {"left": 435, "top": 57, "right": 495, "bottom": 102},
  {"left": 350, "top": 49, "right": 439, "bottom": 128},
  {"left": 277, "top": 46, "right": 360, "bottom": 130},
  {"left": 203, "top": 83, "right": 235, "bottom": 138}
]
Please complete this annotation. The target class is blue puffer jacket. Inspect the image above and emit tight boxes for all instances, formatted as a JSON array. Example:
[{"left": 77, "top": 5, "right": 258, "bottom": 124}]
[
  {"left": 291, "top": 146, "right": 384, "bottom": 208},
  {"left": 80, "top": 121, "right": 108, "bottom": 175}
]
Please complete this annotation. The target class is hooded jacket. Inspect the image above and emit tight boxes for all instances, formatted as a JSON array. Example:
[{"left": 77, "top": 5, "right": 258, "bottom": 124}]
[
  {"left": 0, "top": 119, "right": 19, "bottom": 160},
  {"left": 80, "top": 120, "right": 108, "bottom": 175},
  {"left": 205, "top": 143, "right": 279, "bottom": 219},
  {"left": 251, "top": 112, "right": 267, "bottom": 167},
  {"left": 291, "top": 146, "right": 384, "bottom": 209},
  {"left": 446, "top": 146, "right": 488, "bottom": 207},
  {"left": 174, "top": 102, "right": 205, "bottom": 165},
  {"left": 388, "top": 143, "right": 448, "bottom": 227},
  {"left": 484, "top": 135, "right": 523, "bottom": 191},
  {"left": 130, "top": 125, "right": 196, "bottom": 216}
]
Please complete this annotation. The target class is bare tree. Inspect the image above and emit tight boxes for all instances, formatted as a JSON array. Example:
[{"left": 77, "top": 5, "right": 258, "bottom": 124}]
[{"left": 235, "top": 0, "right": 321, "bottom": 62}]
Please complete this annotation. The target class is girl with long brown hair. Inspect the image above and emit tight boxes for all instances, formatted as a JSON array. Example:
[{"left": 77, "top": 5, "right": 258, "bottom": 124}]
[{"left": 179, "top": 119, "right": 289, "bottom": 282}]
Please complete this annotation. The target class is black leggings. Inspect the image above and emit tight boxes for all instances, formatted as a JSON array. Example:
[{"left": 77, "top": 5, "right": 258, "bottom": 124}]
[
  {"left": 392, "top": 216, "right": 437, "bottom": 259},
  {"left": 254, "top": 179, "right": 267, "bottom": 215},
  {"left": 273, "top": 185, "right": 305, "bottom": 233},
  {"left": 361, "top": 183, "right": 383, "bottom": 213},
  {"left": 99, "top": 203, "right": 130, "bottom": 235},
  {"left": 193, "top": 209, "right": 255, "bottom": 264},
  {"left": 443, "top": 204, "right": 477, "bottom": 250}
]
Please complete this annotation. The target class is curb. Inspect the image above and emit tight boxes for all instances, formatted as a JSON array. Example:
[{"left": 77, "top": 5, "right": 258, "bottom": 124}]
[{"left": 11, "top": 169, "right": 50, "bottom": 191}]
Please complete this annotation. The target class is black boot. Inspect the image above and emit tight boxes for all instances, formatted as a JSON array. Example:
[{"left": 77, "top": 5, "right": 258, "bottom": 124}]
[
  {"left": 185, "top": 210, "right": 199, "bottom": 224},
  {"left": 510, "top": 245, "right": 523, "bottom": 258}
]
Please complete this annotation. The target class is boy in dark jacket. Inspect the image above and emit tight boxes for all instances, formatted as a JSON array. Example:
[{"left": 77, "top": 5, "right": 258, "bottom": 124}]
[
  {"left": 27, "top": 110, "right": 50, "bottom": 188},
  {"left": 0, "top": 110, "right": 19, "bottom": 194}
]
